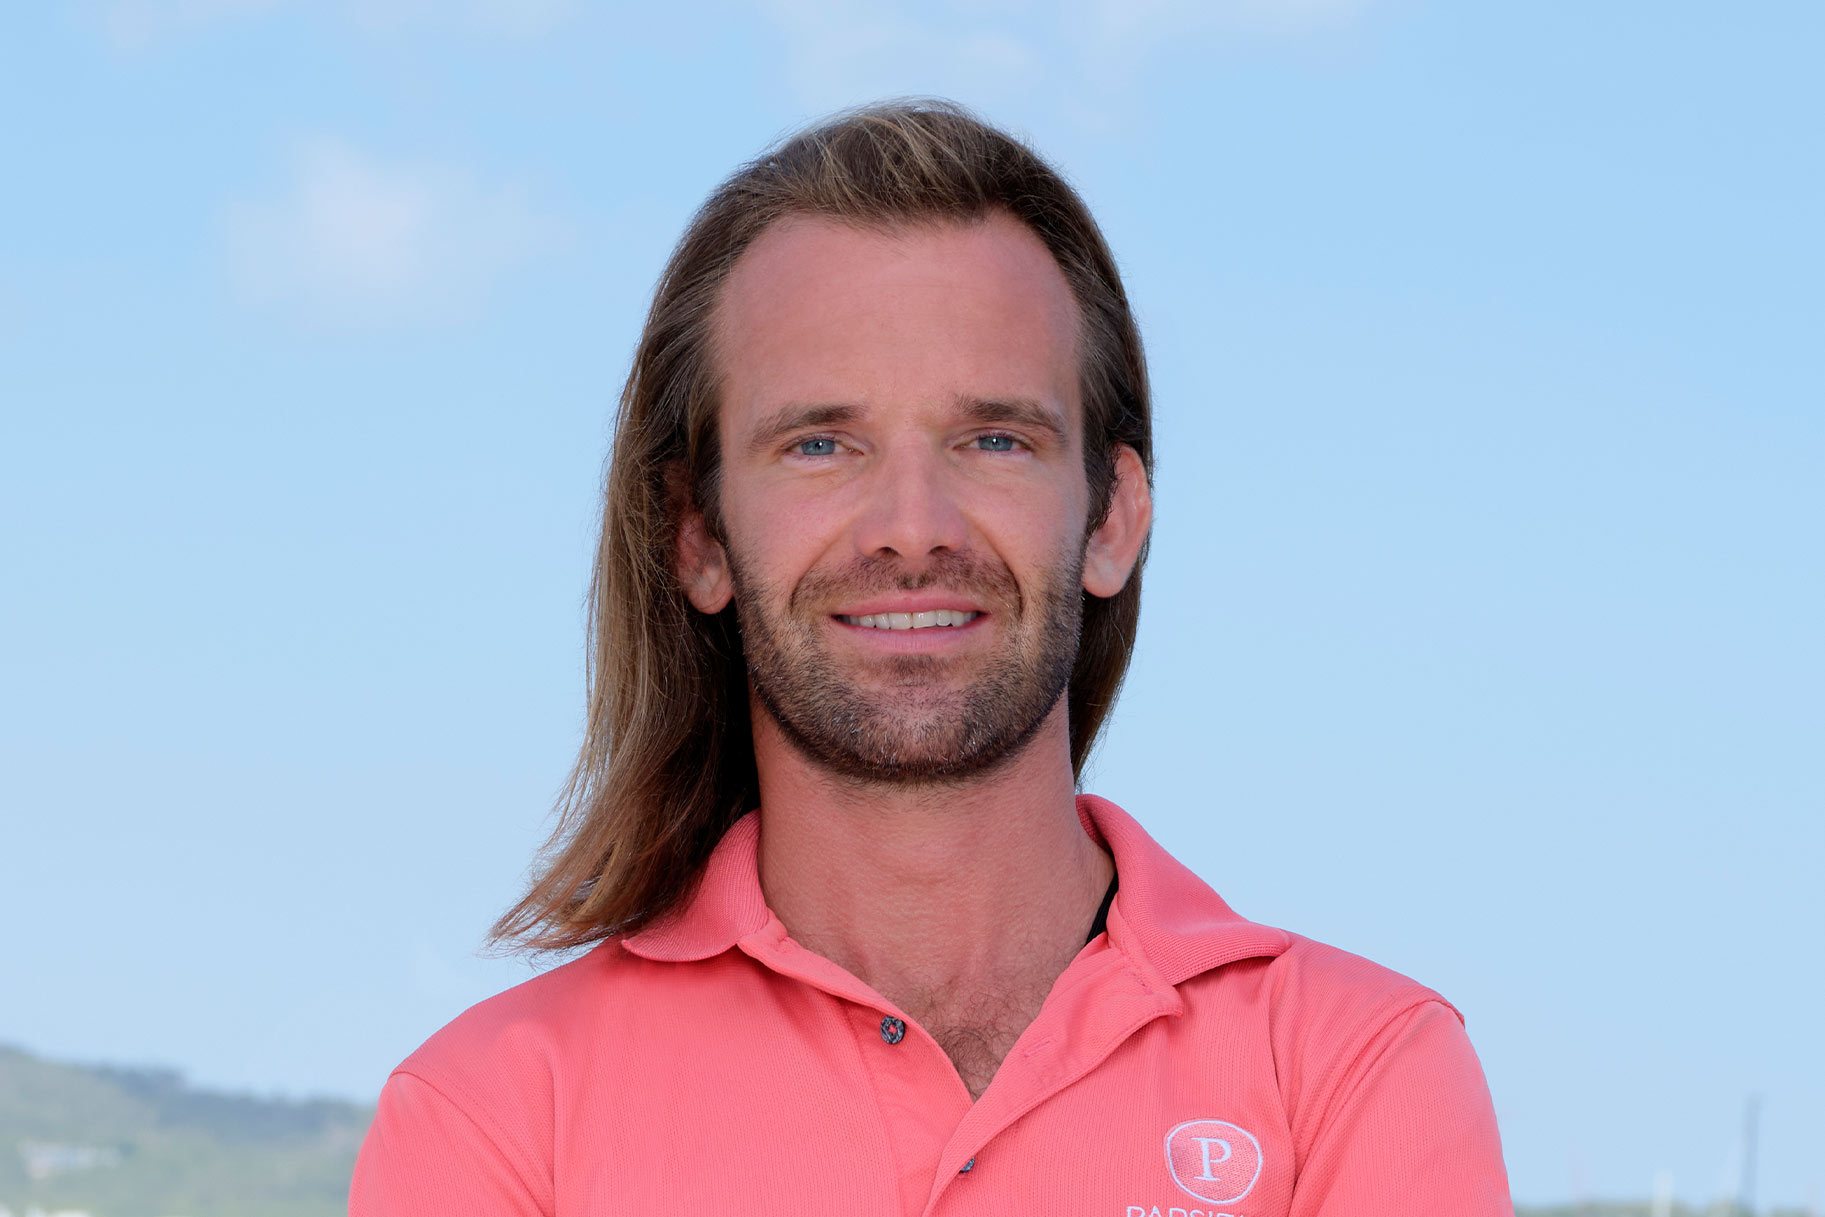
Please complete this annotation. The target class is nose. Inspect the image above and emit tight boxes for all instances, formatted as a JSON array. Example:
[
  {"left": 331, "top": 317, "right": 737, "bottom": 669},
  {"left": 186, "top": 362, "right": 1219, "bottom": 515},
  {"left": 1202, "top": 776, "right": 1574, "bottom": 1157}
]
[{"left": 850, "top": 442, "right": 968, "bottom": 565}]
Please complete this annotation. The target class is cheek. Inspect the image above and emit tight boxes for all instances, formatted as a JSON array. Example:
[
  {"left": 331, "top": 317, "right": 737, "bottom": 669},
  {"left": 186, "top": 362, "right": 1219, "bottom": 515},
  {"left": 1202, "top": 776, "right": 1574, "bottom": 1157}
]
[
  {"left": 724, "top": 495, "right": 843, "bottom": 595},
  {"left": 981, "top": 503, "right": 1092, "bottom": 604},
  {"left": 981, "top": 477, "right": 1089, "bottom": 547},
  {"left": 728, "top": 460, "right": 880, "bottom": 549}
]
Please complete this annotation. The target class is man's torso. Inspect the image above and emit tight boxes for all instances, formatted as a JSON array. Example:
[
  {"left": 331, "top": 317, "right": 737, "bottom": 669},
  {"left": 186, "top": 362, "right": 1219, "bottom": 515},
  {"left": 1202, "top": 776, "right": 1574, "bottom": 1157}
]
[{"left": 351, "top": 798, "right": 1510, "bottom": 1216}]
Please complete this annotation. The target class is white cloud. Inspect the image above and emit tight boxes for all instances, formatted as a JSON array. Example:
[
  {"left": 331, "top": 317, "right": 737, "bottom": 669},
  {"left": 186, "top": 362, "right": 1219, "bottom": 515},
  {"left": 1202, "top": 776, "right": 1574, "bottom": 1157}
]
[
  {"left": 1082, "top": 0, "right": 1370, "bottom": 38},
  {"left": 346, "top": 0, "right": 581, "bottom": 39},
  {"left": 226, "top": 137, "right": 560, "bottom": 327},
  {"left": 96, "top": 0, "right": 282, "bottom": 50},
  {"left": 758, "top": 0, "right": 1043, "bottom": 112},
  {"left": 1073, "top": 0, "right": 1371, "bottom": 56},
  {"left": 92, "top": 0, "right": 579, "bottom": 49},
  {"left": 755, "top": 0, "right": 1372, "bottom": 112}
]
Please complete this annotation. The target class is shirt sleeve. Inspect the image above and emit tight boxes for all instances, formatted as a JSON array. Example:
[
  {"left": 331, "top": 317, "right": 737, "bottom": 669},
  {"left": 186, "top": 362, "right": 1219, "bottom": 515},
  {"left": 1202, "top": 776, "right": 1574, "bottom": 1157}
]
[
  {"left": 1289, "top": 999, "right": 1512, "bottom": 1216},
  {"left": 350, "top": 1069, "right": 552, "bottom": 1217}
]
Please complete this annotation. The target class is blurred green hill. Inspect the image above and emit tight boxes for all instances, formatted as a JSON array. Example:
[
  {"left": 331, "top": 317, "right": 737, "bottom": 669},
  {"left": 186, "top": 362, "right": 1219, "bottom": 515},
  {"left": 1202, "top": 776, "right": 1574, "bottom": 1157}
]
[
  {"left": 1524, "top": 1210, "right": 1810, "bottom": 1217},
  {"left": 0, "top": 1045, "right": 366, "bottom": 1217}
]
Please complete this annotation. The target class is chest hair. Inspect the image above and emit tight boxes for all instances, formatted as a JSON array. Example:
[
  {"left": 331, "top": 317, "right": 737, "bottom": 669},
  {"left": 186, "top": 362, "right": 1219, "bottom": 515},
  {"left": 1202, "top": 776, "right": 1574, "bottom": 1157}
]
[{"left": 910, "top": 977, "right": 1059, "bottom": 1100}]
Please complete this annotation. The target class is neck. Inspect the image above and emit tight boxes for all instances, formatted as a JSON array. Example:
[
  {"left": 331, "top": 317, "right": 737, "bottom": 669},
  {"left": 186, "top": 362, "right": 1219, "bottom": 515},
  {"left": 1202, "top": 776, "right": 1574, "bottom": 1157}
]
[{"left": 753, "top": 698, "right": 1113, "bottom": 1040}]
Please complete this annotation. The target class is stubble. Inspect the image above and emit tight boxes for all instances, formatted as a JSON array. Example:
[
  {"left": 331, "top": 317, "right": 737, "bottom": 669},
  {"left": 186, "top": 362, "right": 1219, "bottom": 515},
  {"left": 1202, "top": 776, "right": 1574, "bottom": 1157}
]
[{"left": 729, "top": 547, "right": 1084, "bottom": 785}]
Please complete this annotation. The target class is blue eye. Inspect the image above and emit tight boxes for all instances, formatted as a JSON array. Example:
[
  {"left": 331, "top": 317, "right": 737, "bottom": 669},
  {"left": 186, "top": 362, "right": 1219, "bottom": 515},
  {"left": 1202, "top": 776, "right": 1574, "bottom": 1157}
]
[
  {"left": 974, "top": 434, "right": 1019, "bottom": 452},
  {"left": 795, "top": 437, "right": 839, "bottom": 456}
]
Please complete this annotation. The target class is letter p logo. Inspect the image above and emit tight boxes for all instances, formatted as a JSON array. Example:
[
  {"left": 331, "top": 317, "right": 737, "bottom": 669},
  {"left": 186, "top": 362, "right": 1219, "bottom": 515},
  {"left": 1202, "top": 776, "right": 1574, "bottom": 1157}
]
[
  {"left": 1165, "top": 1119, "right": 1262, "bottom": 1205},
  {"left": 1192, "top": 1135, "right": 1231, "bottom": 1180}
]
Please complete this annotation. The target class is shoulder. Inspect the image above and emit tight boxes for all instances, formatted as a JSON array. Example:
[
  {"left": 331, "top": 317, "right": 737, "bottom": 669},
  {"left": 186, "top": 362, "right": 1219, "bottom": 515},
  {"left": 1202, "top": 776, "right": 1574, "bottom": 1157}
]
[
  {"left": 389, "top": 940, "right": 633, "bottom": 1117},
  {"left": 1260, "top": 933, "right": 1462, "bottom": 1041},
  {"left": 1245, "top": 937, "right": 1509, "bottom": 1206},
  {"left": 352, "top": 944, "right": 638, "bottom": 1217},
  {"left": 1240, "top": 933, "right": 1489, "bottom": 1167}
]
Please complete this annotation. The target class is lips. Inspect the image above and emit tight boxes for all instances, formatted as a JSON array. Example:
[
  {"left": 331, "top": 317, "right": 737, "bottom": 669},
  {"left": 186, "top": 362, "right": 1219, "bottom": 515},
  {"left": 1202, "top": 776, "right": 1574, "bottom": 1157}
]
[
  {"left": 792, "top": 552, "right": 1022, "bottom": 629},
  {"left": 835, "top": 609, "right": 982, "bottom": 630}
]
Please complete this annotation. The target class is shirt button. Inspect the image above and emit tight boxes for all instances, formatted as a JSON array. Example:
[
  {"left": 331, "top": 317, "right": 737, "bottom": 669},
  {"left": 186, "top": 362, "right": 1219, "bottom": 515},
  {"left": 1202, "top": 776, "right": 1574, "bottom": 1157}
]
[
  {"left": 879, "top": 1016, "right": 906, "bottom": 1044},
  {"left": 959, "top": 1157, "right": 976, "bottom": 1174}
]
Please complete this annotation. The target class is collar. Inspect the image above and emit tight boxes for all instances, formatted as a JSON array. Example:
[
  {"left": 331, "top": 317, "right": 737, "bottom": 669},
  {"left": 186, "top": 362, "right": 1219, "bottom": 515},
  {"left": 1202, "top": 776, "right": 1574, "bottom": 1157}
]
[{"left": 620, "top": 794, "right": 1289, "bottom": 987}]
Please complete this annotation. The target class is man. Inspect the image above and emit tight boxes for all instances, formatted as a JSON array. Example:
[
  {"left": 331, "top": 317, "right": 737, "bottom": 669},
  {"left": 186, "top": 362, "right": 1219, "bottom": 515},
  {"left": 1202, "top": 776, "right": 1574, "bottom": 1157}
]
[{"left": 351, "top": 101, "right": 1510, "bottom": 1215}]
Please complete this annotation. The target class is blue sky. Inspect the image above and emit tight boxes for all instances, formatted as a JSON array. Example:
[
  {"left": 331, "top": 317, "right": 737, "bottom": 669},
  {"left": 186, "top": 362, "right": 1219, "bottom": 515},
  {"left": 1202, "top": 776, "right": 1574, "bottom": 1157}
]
[{"left": 2, "top": 1, "right": 1820, "bottom": 1208}]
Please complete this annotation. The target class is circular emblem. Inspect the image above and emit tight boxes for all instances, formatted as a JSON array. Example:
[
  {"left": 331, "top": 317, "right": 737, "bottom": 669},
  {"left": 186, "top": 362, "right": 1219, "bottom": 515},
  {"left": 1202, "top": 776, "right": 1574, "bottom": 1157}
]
[{"left": 1164, "top": 1118, "right": 1263, "bottom": 1204}]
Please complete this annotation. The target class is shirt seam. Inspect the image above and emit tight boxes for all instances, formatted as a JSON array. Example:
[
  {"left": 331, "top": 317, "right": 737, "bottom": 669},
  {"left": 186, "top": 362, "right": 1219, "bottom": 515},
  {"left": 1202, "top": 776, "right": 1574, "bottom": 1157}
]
[
  {"left": 1287, "top": 994, "right": 1458, "bottom": 1168},
  {"left": 391, "top": 1065, "right": 553, "bottom": 1215}
]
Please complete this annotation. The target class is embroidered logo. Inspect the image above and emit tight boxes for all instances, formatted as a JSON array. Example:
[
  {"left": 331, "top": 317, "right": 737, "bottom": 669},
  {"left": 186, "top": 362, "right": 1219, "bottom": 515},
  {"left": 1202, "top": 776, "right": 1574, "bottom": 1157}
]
[{"left": 1164, "top": 1118, "right": 1263, "bottom": 1205}]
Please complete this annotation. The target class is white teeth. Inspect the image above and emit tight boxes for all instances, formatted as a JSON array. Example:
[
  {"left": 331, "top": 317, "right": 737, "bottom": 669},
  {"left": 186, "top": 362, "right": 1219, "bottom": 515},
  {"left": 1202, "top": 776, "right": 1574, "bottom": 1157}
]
[{"left": 839, "top": 609, "right": 979, "bottom": 630}]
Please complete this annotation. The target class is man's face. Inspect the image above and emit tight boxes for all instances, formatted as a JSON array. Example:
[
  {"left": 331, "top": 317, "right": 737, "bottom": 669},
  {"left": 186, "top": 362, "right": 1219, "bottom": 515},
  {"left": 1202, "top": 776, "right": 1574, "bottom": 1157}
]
[{"left": 689, "top": 212, "right": 1108, "bottom": 783}]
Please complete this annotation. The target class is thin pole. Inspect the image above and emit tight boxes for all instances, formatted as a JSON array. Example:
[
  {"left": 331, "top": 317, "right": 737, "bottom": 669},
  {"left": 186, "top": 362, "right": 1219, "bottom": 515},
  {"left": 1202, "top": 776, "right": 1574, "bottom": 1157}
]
[{"left": 1739, "top": 1094, "right": 1760, "bottom": 1216}]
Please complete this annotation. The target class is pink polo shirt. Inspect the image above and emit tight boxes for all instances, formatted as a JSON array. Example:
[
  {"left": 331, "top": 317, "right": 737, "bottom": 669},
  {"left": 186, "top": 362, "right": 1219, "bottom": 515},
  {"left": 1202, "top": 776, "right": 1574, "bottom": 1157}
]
[{"left": 351, "top": 797, "right": 1510, "bottom": 1215}]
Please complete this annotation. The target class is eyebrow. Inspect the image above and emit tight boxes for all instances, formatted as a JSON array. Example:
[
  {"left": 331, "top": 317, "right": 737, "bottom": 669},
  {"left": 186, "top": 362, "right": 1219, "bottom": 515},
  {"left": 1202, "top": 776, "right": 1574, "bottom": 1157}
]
[
  {"left": 745, "top": 396, "right": 1069, "bottom": 456},
  {"left": 745, "top": 403, "right": 862, "bottom": 456},
  {"left": 955, "top": 395, "right": 1070, "bottom": 446}
]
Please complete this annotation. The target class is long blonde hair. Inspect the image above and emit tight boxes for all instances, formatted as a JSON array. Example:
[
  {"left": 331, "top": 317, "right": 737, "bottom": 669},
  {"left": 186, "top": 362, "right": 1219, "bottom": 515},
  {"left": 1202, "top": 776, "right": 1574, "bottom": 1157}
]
[{"left": 490, "top": 100, "right": 1153, "bottom": 951}]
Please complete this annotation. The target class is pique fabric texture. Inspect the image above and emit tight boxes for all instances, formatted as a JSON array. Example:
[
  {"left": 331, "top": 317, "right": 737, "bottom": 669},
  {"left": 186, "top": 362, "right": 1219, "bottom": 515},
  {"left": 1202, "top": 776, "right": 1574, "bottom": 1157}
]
[{"left": 350, "top": 797, "right": 1512, "bottom": 1216}]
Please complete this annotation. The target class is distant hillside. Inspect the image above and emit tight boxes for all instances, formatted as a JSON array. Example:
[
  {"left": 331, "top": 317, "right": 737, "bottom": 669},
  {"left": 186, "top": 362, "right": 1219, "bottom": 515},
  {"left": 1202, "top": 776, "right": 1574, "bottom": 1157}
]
[
  {"left": 0, "top": 1045, "right": 368, "bottom": 1217},
  {"left": 1519, "top": 1208, "right": 1807, "bottom": 1217}
]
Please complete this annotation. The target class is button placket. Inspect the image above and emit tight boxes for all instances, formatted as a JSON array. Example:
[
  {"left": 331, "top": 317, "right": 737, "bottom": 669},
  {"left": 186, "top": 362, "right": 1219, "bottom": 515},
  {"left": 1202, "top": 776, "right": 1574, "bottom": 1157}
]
[{"left": 849, "top": 1005, "right": 970, "bottom": 1217}]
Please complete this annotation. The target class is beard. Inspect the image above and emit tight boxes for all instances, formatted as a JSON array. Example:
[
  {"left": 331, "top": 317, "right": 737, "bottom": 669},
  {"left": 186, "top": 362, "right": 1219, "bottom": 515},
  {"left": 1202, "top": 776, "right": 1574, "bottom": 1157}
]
[{"left": 727, "top": 544, "right": 1085, "bottom": 785}]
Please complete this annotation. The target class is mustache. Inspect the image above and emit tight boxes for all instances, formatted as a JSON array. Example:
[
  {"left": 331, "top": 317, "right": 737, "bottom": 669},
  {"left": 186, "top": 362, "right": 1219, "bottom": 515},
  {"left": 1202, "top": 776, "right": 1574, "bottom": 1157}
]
[{"left": 788, "top": 551, "right": 1021, "bottom": 613}]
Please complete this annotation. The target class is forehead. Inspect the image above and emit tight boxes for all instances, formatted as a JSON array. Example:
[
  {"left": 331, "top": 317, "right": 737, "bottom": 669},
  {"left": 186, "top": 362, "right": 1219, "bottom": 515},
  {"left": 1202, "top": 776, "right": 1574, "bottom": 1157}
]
[{"left": 712, "top": 211, "right": 1082, "bottom": 431}]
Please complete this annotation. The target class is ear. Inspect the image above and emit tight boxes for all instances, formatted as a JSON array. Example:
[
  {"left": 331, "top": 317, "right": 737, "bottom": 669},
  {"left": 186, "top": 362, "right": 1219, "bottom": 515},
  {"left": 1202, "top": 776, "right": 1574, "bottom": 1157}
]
[
  {"left": 1082, "top": 444, "right": 1152, "bottom": 599},
  {"left": 677, "top": 508, "right": 734, "bottom": 613}
]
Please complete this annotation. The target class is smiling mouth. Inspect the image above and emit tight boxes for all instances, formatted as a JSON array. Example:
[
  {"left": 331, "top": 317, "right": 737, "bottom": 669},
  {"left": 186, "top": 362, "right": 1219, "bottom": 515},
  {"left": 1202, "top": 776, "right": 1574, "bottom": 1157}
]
[{"left": 835, "top": 610, "right": 982, "bottom": 630}]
